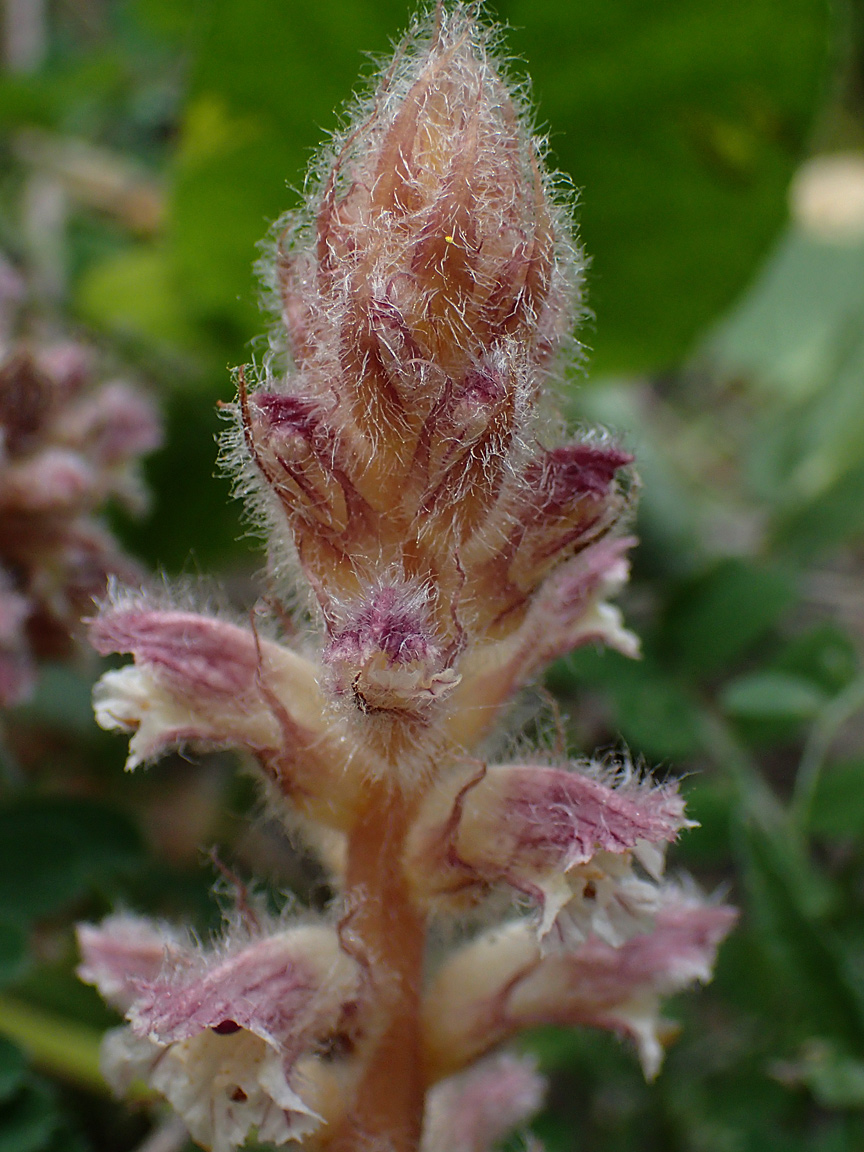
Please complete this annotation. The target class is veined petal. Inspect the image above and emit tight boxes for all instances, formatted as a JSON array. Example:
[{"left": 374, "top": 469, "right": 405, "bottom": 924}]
[
  {"left": 130, "top": 925, "right": 359, "bottom": 1055},
  {"left": 423, "top": 897, "right": 736, "bottom": 1081},
  {"left": 90, "top": 605, "right": 325, "bottom": 736},
  {"left": 446, "top": 536, "right": 638, "bottom": 750},
  {"left": 92, "top": 663, "right": 283, "bottom": 769},
  {"left": 101, "top": 1027, "right": 319, "bottom": 1152},
  {"left": 76, "top": 914, "right": 187, "bottom": 1012},
  {"left": 406, "top": 761, "right": 690, "bottom": 931},
  {"left": 81, "top": 917, "right": 363, "bottom": 1152},
  {"left": 89, "top": 602, "right": 368, "bottom": 827}
]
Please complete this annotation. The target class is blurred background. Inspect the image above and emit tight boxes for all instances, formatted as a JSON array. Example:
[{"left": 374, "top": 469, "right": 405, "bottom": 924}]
[{"left": 2, "top": 0, "right": 864, "bottom": 1149}]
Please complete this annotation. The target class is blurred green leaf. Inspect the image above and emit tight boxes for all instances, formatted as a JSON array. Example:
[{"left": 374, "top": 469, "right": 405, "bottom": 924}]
[
  {"left": 75, "top": 245, "right": 196, "bottom": 351},
  {"left": 778, "top": 1040, "right": 864, "bottom": 1109},
  {"left": 705, "top": 231, "right": 864, "bottom": 404},
  {"left": 736, "top": 815, "right": 864, "bottom": 1047},
  {"left": 661, "top": 559, "right": 795, "bottom": 677},
  {"left": 773, "top": 460, "right": 864, "bottom": 560},
  {"left": 0, "top": 1000, "right": 105, "bottom": 1096},
  {"left": 810, "top": 759, "right": 864, "bottom": 840},
  {"left": 0, "top": 927, "right": 27, "bottom": 991},
  {"left": 721, "top": 671, "right": 828, "bottom": 721},
  {"left": 0, "top": 1081, "right": 59, "bottom": 1152},
  {"left": 13, "top": 665, "right": 98, "bottom": 738},
  {"left": 498, "top": 0, "right": 832, "bottom": 372},
  {"left": 0, "top": 1040, "right": 26, "bottom": 1106},
  {"left": 774, "top": 625, "right": 859, "bottom": 695},
  {"left": 675, "top": 777, "right": 734, "bottom": 866},
  {"left": 555, "top": 648, "right": 703, "bottom": 760},
  {"left": 0, "top": 798, "right": 144, "bottom": 923}
]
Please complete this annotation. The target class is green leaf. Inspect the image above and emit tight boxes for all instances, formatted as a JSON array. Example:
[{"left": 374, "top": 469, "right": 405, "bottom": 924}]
[
  {"left": 0, "top": 1082, "right": 59, "bottom": 1152},
  {"left": 500, "top": 0, "right": 832, "bottom": 374},
  {"left": 779, "top": 1041, "right": 864, "bottom": 1109},
  {"left": 75, "top": 245, "right": 197, "bottom": 351},
  {"left": 0, "top": 1000, "right": 105, "bottom": 1095},
  {"left": 674, "top": 776, "right": 734, "bottom": 867},
  {"left": 735, "top": 815, "right": 864, "bottom": 1047},
  {"left": 661, "top": 559, "right": 796, "bottom": 677},
  {"left": 704, "top": 231, "right": 864, "bottom": 404},
  {"left": 0, "top": 926, "right": 27, "bottom": 991},
  {"left": 810, "top": 759, "right": 864, "bottom": 840},
  {"left": 773, "top": 460, "right": 864, "bottom": 560},
  {"left": 721, "top": 671, "right": 828, "bottom": 722},
  {"left": 611, "top": 669, "right": 704, "bottom": 760},
  {"left": 12, "top": 665, "right": 98, "bottom": 738},
  {"left": 556, "top": 647, "right": 704, "bottom": 759},
  {"left": 774, "top": 625, "right": 859, "bottom": 695},
  {"left": 0, "top": 798, "right": 144, "bottom": 923},
  {"left": 0, "top": 1040, "right": 26, "bottom": 1106}
]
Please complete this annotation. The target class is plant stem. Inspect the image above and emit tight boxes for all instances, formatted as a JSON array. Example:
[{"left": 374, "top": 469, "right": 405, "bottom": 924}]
[
  {"left": 325, "top": 779, "right": 427, "bottom": 1152},
  {"left": 0, "top": 996, "right": 106, "bottom": 1093}
]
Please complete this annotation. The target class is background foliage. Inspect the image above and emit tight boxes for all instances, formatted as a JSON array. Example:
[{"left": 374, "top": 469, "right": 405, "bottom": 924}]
[{"left": 4, "top": 0, "right": 864, "bottom": 1149}]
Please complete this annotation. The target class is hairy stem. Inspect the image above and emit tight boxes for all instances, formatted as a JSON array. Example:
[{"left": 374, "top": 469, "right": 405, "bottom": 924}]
[{"left": 325, "top": 780, "right": 427, "bottom": 1152}]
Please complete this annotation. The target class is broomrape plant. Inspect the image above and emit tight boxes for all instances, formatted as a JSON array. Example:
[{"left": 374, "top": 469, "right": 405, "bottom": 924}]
[{"left": 77, "top": 7, "right": 735, "bottom": 1151}]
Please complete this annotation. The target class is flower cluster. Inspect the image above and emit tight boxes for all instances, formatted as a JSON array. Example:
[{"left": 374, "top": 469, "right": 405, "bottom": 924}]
[
  {"left": 0, "top": 264, "right": 161, "bottom": 704},
  {"left": 79, "top": 9, "right": 735, "bottom": 1152}
]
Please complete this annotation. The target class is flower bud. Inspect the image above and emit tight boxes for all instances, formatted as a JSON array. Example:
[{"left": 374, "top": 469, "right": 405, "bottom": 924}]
[
  {"left": 0, "top": 352, "right": 56, "bottom": 452},
  {"left": 0, "top": 448, "right": 95, "bottom": 514},
  {"left": 58, "top": 381, "right": 162, "bottom": 467},
  {"left": 235, "top": 7, "right": 591, "bottom": 661},
  {"left": 324, "top": 583, "right": 460, "bottom": 718},
  {"left": 459, "top": 439, "right": 635, "bottom": 639},
  {"left": 0, "top": 582, "right": 33, "bottom": 705}
]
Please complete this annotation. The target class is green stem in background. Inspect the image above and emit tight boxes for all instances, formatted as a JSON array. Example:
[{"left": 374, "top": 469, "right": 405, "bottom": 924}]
[
  {"left": 791, "top": 673, "right": 864, "bottom": 834},
  {"left": 698, "top": 705, "right": 835, "bottom": 919},
  {"left": 0, "top": 996, "right": 106, "bottom": 1093},
  {"left": 698, "top": 706, "right": 787, "bottom": 827}
]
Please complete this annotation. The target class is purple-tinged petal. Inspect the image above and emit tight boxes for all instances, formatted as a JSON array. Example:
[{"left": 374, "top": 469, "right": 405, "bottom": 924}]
[
  {"left": 424, "top": 897, "right": 737, "bottom": 1081},
  {"left": 0, "top": 583, "right": 33, "bottom": 705},
  {"left": 101, "top": 1026, "right": 319, "bottom": 1152},
  {"left": 324, "top": 582, "right": 460, "bottom": 717},
  {"left": 77, "top": 914, "right": 187, "bottom": 1013},
  {"left": 0, "top": 448, "right": 95, "bottom": 513},
  {"left": 129, "top": 925, "right": 358, "bottom": 1057},
  {"left": 517, "top": 535, "right": 639, "bottom": 671},
  {"left": 89, "top": 601, "right": 370, "bottom": 828},
  {"left": 446, "top": 537, "right": 637, "bottom": 751},
  {"left": 85, "top": 921, "right": 363, "bottom": 1152},
  {"left": 422, "top": 1052, "right": 545, "bottom": 1152},
  {"left": 406, "top": 761, "right": 690, "bottom": 932},
  {"left": 59, "top": 381, "right": 162, "bottom": 465}
]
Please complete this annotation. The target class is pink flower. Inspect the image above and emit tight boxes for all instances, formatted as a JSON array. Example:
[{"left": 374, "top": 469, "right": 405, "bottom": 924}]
[
  {"left": 424, "top": 896, "right": 737, "bottom": 1081},
  {"left": 78, "top": 8, "right": 736, "bottom": 1149},
  {"left": 407, "top": 758, "right": 691, "bottom": 937},
  {"left": 77, "top": 915, "right": 363, "bottom": 1152},
  {"left": 0, "top": 338, "right": 160, "bottom": 692},
  {"left": 89, "top": 597, "right": 368, "bottom": 828}
]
